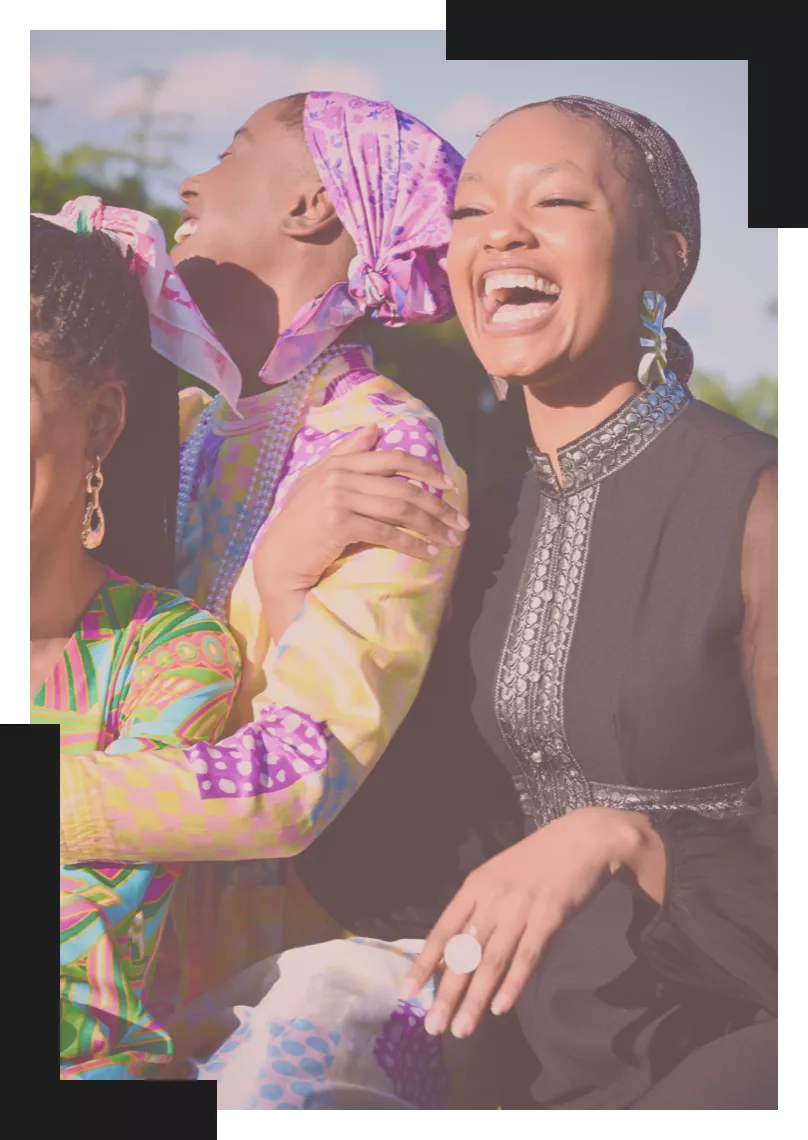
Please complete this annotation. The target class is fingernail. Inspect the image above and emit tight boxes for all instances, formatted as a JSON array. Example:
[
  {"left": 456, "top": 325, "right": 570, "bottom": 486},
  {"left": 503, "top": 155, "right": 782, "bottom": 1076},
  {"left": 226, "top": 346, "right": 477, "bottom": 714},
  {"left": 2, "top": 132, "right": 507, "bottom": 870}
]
[
  {"left": 447, "top": 532, "right": 462, "bottom": 546},
  {"left": 424, "top": 1010, "right": 444, "bottom": 1036},
  {"left": 451, "top": 1014, "right": 471, "bottom": 1039},
  {"left": 427, "top": 544, "right": 440, "bottom": 557},
  {"left": 490, "top": 997, "right": 509, "bottom": 1017},
  {"left": 455, "top": 514, "right": 470, "bottom": 530}
]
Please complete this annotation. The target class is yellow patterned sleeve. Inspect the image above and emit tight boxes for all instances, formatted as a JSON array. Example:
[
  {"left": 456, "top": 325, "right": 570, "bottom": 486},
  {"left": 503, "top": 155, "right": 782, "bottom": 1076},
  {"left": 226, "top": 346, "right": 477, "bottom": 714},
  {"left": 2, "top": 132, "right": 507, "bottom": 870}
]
[{"left": 60, "top": 413, "right": 466, "bottom": 864}]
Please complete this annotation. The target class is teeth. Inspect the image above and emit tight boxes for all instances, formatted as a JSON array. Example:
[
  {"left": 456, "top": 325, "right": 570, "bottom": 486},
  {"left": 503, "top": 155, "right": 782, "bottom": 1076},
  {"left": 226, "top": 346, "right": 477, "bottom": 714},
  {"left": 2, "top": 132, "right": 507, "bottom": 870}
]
[
  {"left": 173, "top": 220, "right": 198, "bottom": 244},
  {"left": 483, "top": 272, "right": 559, "bottom": 298},
  {"left": 491, "top": 302, "right": 550, "bottom": 325}
]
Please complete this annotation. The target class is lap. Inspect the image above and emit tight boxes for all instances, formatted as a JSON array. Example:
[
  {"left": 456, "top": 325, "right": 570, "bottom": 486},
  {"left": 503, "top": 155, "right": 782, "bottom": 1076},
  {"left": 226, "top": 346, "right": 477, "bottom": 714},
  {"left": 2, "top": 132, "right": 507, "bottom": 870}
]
[
  {"left": 168, "top": 937, "right": 497, "bottom": 1109},
  {"left": 630, "top": 1017, "right": 777, "bottom": 1110}
]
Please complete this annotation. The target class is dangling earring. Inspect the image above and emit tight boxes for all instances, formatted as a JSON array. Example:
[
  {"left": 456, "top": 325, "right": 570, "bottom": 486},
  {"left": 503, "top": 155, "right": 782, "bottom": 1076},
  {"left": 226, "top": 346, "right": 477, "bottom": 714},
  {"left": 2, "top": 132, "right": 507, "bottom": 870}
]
[
  {"left": 81, "top": 457, "right": 105, "bottom": 550},
  {"left": 488, "top": 374, "right": 509, "bottom": 402},
  {"left": 638, "top": 290, "right": 668, "bottom": 388}
]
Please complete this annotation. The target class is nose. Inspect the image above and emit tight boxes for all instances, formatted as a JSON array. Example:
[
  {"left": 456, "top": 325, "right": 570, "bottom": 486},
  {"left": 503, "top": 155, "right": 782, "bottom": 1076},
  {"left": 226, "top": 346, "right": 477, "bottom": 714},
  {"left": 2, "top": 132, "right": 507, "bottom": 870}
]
[
  {"left": 178, "top": 174, "right": 200, "bottom": 206},
  {"left": 483, "top": 215, "right": 537, "bottom": 255}
]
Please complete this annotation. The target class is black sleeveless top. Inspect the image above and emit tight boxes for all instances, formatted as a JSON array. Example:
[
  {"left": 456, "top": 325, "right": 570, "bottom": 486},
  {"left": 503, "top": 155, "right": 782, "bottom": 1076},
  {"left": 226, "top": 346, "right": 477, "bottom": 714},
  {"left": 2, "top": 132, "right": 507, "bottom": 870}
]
[{"left": 296, "top": 377, "right": 777, "bottom": 1108}]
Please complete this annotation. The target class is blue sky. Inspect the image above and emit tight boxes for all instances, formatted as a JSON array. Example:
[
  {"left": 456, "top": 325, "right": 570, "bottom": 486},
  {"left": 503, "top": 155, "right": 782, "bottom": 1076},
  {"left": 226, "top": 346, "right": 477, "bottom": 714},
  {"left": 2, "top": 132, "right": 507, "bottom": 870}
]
[{"left": 30, "top": 41, "right": 771, "bottom": 389}]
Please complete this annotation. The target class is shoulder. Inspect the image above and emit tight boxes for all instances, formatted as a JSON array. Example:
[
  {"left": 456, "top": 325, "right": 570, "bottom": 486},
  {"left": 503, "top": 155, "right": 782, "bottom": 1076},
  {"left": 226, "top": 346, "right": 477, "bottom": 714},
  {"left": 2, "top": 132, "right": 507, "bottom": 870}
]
[
  {"left": 179, "top": 384, "right": 214, "bottom": 444},
  {"left": 682, "top": 399, "right": 778, "bottom": 470},
  {"left": 313, "top": 365, "right": 451, "bottom": 453},
  {"left": 301, "top": 366, "right": 467, "bottom": 504},
  {"left": 104, "top": 573, "right": 241, "bottom": 679}
]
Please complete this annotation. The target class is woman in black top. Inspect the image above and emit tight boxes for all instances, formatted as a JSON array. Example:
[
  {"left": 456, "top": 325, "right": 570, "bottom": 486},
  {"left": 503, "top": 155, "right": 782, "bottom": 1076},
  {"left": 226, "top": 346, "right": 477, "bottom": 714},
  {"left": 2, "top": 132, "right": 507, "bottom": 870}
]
[{"left": 290, "top": 96, "right": 776, "bottom": 1109}]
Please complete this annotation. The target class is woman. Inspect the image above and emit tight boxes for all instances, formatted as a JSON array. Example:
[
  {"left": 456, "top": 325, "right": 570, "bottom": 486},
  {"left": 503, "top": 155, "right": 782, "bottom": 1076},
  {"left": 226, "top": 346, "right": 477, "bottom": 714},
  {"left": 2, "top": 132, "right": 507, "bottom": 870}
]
[
  {"left": 37, "top": 213, "right": 242, "bottom": 1079},
  {"left": 286, "top": 98, "right": 777, "bottom": 1109},
  {"left": 56, "top": 96, "right": 470, "bottom": 1060}
]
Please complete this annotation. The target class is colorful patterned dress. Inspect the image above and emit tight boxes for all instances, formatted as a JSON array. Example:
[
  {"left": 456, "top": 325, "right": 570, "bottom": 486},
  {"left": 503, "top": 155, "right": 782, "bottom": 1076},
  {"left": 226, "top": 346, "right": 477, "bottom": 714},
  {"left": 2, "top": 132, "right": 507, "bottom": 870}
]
[
  {"left": 45, "top": 572, "right": 240, "bottom": 1079},
  {"left": 59, "top": 346, "right": 467, "bottom": 1010}
]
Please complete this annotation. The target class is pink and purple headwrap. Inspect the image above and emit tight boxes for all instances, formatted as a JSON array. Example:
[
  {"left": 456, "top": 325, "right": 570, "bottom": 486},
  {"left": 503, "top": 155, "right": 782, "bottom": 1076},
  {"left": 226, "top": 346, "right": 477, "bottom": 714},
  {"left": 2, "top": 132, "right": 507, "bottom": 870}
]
[
  {"left": 31, "top": 196, "right": 242, "bottom": 407},
  {"left": 33, "top": 98, "right": 463, "bottom": 401},
  {"left": 259, "top": 92, "right": 464, "bottom": 387}
]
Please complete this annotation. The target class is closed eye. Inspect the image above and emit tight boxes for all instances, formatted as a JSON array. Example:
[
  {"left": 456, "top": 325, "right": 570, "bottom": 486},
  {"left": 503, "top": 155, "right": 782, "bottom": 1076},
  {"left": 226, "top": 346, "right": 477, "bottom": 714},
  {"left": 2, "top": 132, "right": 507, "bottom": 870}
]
[
  {"left": 541, "top": 198, "right": 587, "bottom": 208},
  {"left": 217, "top": 150, "right": 232, "bottom": 162},
  {"left": 448, "top": 207, "right": 487, "bottom": 220}
]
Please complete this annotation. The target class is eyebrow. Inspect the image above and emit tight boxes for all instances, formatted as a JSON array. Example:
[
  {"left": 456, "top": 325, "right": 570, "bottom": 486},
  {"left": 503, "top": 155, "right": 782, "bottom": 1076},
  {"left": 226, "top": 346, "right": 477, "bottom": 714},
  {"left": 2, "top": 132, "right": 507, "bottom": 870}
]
[{"left": 459, "top": 160, "right": 588, "bottom": 185}]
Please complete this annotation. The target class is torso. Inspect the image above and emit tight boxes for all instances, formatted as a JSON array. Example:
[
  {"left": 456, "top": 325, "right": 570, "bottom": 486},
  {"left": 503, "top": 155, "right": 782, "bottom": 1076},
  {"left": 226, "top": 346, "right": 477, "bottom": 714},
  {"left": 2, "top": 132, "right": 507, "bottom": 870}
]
[{"left": 293, "top": 373, "right": 778, "bottom": 1107}]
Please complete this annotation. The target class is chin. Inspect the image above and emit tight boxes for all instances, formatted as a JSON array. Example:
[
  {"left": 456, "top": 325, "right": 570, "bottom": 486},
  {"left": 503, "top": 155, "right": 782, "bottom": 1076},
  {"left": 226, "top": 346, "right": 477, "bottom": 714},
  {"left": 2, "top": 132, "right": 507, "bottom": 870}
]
[{"left": 476, "top": 338, "right": 555, "bottom": 384}]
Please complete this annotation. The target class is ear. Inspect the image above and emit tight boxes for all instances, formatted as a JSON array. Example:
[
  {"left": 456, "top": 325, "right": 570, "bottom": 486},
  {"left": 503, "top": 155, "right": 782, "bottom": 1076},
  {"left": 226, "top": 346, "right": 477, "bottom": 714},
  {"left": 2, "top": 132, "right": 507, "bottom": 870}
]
[
  {"left": 280, "top": 182, "right": 342, "bottom": 240},
  {"left": 84, "top": 380, "right": 126, "bottom": 466},
  {"left": 646, "top": 230, "right": 689, "bottom": 298}
]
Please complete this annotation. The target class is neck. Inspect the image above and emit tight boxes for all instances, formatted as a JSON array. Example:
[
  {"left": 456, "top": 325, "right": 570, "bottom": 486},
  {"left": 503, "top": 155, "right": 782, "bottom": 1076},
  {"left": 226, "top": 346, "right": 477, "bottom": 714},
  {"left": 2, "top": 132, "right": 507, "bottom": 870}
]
[
  {"left": 523, "top": 358, "right": 641, "bottom": 476},
  {"left": 30, "top": 535, "right": 106, "bottom": 641},
  {"left": 181, "top": 247, "right": 352, "bottom": 399}
]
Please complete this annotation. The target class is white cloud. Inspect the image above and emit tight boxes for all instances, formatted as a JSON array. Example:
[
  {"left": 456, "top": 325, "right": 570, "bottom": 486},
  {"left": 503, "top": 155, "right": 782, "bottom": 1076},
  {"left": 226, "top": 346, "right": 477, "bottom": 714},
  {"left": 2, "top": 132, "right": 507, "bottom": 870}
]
[
  {"left": 436, "top": 94, "right": 500, "bottom": 141},
  {"left": 298, "top": 61, "right": 381, "bottom": 100},
  {"left": 31, "top": 52, "right": 95, "bottom": 100},
  {"left": 94, "top": 53, "right": 382, "bottom": 132}
]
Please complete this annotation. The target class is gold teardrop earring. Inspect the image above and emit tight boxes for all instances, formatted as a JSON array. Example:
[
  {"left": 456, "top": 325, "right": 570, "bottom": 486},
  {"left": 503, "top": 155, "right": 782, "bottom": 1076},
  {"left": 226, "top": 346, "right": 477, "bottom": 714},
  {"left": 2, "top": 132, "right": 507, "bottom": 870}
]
[{"left": 81, "top": 457, "right": 105, "bottom": 550}]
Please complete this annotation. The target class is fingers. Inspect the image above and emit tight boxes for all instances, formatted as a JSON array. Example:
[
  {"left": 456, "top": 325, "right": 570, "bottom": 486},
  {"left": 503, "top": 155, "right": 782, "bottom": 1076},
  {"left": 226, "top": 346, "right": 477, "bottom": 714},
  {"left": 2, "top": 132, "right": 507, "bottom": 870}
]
[
  {"left": 337, "top": 473, "right": 468, "bottom": 533},
  {"left": 448, "top": 912, "right": 525, "bottom": 1038},
  {"left": 332, "top": 447, "right": 455, "bottom": 491},
  {"left": 345, "top": 517, "right": 442, "bottom": 562},
  {"left": 326, "top": 424, "right": 381, "bottom": 456},
  {"left": 490, "top": 917, "right": 554, "bottom": 1018},
  {"left": 424, "top": 968, "right": 473, "bottom": 1037},
  {"left": 338, "top": 490, "right": 463, "bottom": 548},
  {"left": 400, "top": 890, "right": 475, "bottom": 1002}
]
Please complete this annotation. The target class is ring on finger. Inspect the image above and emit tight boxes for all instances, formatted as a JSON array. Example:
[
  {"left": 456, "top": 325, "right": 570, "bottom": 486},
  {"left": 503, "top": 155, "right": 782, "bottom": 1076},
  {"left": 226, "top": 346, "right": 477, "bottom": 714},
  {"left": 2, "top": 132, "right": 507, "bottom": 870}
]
[{"left": 443, "top": 925, "right": 483, "bottom": 975}]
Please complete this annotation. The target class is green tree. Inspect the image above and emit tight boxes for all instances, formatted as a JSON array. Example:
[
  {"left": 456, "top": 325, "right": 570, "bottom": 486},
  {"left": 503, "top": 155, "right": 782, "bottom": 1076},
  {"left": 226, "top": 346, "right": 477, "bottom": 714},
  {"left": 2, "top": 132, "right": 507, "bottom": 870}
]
[
  {"left": 690, "top": 371, "right": 777, "bottom": 436},
  {"left": 690, "top": 297, "right": 776, "bottom": 436},
  {"left": 30, "top": 76, "right": 187, "bottom": 240}
]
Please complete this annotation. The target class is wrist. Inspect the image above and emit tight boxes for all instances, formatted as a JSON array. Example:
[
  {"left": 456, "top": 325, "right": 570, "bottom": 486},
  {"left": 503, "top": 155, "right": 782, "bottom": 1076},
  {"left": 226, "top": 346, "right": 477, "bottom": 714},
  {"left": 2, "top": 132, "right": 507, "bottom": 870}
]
[{"left": 610, "top": 811, "right": 666, "bottom": 904}]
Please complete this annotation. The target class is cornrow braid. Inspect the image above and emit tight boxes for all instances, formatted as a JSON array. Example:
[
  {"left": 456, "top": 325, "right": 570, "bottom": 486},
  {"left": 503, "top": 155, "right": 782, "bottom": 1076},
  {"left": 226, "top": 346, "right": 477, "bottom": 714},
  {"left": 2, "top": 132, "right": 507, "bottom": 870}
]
[{"left": 31, "top": 215, "right": 179, "bottom": 587}]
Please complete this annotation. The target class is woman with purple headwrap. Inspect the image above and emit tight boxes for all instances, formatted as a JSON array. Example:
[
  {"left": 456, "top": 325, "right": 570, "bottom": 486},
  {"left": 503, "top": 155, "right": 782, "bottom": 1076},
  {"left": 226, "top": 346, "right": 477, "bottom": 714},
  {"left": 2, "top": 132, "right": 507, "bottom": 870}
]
[
  {"left": 57, "top": 93, "right": 476, "bottom": 1087},
  {"left": 288, "top": 97, "right": 777, "bottom": 1109}
]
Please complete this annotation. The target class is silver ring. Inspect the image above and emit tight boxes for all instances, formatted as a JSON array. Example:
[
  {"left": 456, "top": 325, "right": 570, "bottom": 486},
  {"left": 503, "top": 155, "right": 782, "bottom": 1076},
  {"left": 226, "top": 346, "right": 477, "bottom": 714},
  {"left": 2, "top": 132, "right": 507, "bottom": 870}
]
[{"left": 444, "top": 927, "right": 483, "bottom": 975}]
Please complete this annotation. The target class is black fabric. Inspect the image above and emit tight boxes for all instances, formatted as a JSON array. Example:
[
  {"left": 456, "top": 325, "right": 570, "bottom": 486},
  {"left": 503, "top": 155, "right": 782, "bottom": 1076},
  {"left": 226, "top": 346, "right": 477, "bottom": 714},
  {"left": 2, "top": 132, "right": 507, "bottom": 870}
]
[{"left": 295, "top": 397, "right": 778, "bottom": 1109}]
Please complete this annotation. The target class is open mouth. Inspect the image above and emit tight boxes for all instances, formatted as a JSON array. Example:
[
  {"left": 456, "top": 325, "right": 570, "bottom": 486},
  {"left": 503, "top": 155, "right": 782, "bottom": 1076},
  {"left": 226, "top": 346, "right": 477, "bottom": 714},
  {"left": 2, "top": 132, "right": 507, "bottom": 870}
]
[
  {"left": 173, "top": 218, "right": 198, "bottom": 245},
  {"left": 479, "top": 269, "right": 560, "bottom": 329}
]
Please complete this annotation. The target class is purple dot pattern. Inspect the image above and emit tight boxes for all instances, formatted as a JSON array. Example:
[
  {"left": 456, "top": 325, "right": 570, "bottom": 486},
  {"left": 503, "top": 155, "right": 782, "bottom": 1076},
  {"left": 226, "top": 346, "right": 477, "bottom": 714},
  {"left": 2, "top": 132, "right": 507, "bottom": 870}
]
[
  {"left": 258, "top": 408, "right": 448, "bottom": 536},
  {"left": 187, "top": 705, "right": 331, "bottom": 801},
  {"left": 372, "top": 1000, "right": 450, "bottom": 1108}
]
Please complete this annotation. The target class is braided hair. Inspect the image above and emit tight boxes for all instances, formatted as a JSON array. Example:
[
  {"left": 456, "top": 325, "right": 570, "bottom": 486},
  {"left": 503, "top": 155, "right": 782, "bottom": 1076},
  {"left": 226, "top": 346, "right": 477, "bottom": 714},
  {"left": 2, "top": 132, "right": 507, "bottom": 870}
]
[{"left": 31, "top": 215, "right": 179, "bottom": 587}]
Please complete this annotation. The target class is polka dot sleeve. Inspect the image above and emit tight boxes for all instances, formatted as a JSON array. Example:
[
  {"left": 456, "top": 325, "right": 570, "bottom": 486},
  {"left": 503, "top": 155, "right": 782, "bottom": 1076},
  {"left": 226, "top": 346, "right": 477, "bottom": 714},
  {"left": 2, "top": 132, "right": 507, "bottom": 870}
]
[{"left": 60, "top": 406, "right": 467, "bottom": 864}]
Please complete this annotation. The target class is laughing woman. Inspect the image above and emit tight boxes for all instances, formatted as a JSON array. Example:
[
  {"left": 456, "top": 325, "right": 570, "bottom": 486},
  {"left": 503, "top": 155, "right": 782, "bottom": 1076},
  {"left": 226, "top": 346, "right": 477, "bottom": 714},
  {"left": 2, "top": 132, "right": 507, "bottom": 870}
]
[
  {"left": 290, "top": 98, "right": 777, "bottom": 1109},
  {"left": 34, "top": 214, "right": 241, "bottom": 1079}
]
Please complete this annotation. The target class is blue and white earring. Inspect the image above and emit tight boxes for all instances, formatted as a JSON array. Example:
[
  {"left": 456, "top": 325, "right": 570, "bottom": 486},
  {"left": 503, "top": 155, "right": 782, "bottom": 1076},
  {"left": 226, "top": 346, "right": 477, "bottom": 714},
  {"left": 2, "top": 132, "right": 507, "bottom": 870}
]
[{"left": 638, "top": 290, "right": 668, "bottom": 388}]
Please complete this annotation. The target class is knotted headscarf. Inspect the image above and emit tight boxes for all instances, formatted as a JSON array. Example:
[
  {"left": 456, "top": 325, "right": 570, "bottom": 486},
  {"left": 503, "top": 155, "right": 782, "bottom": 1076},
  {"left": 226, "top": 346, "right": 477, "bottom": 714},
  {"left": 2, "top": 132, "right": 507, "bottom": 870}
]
[
  {"left": 552, "top": 95, "right": 700, "bottom": 383},
  {"left": 259, "top": 91, "right": 464, "bottom": 386},
  {"left": 34, "top": 96, "right": 463, "bottom": 400},
  {"left": 31, "top": 196, "right": 242, "bottom": 407}
]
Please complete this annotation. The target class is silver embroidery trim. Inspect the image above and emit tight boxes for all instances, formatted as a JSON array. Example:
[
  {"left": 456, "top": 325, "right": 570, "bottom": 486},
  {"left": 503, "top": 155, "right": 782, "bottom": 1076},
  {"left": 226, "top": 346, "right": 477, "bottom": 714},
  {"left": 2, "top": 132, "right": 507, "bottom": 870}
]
[
  {"left": 528, "top": 372, "right": 692, "bottom": 497},
  {"left": 514, "top": 772, "right": 755, "bottom": 828},
  {"left": 495, "top": 374, "right": 710, "bottom": 831},
  {"left": 495, "top": 485, "right": 600, "bottom": 830}
]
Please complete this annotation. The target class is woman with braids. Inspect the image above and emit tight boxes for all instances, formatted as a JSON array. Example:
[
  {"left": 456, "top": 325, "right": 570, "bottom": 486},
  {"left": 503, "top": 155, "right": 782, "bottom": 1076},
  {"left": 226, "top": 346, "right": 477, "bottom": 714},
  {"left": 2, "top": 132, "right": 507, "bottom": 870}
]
[
  {"left": 265, "top": 98, "right": 776, "bottom": 1109},
  {"left": 34, "top": 211, "right": 242, "bottom": 1080}
]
